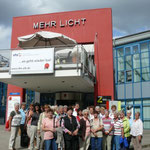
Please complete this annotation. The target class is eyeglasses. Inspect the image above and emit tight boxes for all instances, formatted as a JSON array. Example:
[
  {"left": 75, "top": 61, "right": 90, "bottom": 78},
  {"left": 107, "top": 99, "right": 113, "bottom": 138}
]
[{"left": 84, "top": 113, "right": 89, "bottom": 116}]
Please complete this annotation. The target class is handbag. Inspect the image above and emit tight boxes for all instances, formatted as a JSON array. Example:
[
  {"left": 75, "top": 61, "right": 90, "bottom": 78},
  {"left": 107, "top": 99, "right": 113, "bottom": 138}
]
[
  {"left": 123, "top": 137, "right": 129, "bottom": 148},
  {"left": 120, "top": 137, "right": 128, "bottom": 148},
  {"left": 6, "top": 120, "right": 9, "bottom": 129},
  {"left": 53, "top": 116, "right": 57, "bottom": 140}
]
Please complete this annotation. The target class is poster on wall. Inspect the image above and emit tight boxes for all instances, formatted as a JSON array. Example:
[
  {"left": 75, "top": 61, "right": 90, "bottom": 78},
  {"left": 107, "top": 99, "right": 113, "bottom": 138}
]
[
  {"left": 6, "top": 96, "right": 21, "bottom": 122},
  {"left": 109, "top": 101, "right": 121, "bottom": 112},
  {"left": 10, "top": 48, "right": 54, "bottom": 75}
]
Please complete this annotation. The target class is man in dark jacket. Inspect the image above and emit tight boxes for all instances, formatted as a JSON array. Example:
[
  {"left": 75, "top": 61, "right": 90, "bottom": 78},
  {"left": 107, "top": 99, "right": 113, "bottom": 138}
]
[{"left": 61, "top": 107, "right": 80, "bottom": 150}]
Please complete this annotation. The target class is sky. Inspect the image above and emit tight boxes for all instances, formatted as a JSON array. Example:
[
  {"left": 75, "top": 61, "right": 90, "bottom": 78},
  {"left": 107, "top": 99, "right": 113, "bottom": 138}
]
[{"left": 0, "top": 0, "right": 150, "bottom": 49}]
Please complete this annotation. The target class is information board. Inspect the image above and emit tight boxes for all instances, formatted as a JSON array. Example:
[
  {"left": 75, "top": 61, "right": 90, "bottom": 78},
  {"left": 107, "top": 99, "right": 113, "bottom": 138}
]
[{"left": 11, "top": 48, "right": 54, "bottom": 74}]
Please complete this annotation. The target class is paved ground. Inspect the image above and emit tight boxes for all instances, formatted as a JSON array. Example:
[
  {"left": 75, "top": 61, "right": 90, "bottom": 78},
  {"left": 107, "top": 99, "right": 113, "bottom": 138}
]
[{"left": 0, "top": 125, "right": 150, "bottom": 150}]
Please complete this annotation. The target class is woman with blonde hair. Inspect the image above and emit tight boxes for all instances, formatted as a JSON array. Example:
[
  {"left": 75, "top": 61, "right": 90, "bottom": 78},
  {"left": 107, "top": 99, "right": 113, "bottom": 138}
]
[
  {"left": 100, "top": 107, "right": 105, "bottom": 119},
  {"left": 37, "top": 104, "right": 50, "bottom": 150},
  {"left": 120, "top": 110, "right": 130, "bottom": 150},
  {"left": 90, "top": 110, "right": 103, "bottom": 150}
]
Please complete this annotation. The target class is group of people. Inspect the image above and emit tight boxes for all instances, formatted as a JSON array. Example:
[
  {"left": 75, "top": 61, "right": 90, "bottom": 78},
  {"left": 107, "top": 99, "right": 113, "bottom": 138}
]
[{"left": 8, "top": 102, "right": 143, "bottom": 150}]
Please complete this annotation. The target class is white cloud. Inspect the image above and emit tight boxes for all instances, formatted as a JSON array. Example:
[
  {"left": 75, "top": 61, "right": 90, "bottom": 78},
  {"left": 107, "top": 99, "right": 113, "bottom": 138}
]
[{"left": 0, "top": 0, "right": 150, "bottom": 48}]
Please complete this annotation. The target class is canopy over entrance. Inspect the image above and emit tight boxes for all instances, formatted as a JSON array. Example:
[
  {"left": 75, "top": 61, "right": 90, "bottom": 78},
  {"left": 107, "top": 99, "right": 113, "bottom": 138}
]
[{"left": 18, "top": 31, "right": 77, "bottom": 48}]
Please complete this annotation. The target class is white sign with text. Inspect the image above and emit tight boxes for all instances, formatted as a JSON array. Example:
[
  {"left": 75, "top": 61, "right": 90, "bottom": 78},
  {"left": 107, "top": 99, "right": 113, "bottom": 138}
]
[{"left": 11, "top": 48, "right": 54, "bottom": 74}]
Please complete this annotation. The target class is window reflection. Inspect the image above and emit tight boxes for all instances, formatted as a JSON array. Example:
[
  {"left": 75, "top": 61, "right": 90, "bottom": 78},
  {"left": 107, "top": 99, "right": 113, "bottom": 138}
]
[
  {"left": 113, "top": 49, "right": 116, "bottom": 57},
  {"left": 117, "top": 48, "right": 124, "bottom": 57},
  {"left": 133, "top": 54, "right": 140, "bottom": 68},
  {"left": 118, "top": 57, "right": 124, "bottom": 71},
  {"left": 140, "top": 43, "right": 148, "bottom": 52},
  {"left": 126, "top": 70, "right": 132, "bottom": 82},
  {"left": 125, "top": 55, "right": 132, "bottom": 70},
  {"left": 134, "top": 69, "right": 141, "bottom": 82},
  {"left": 142, "top": 67, "right": 150, "bottom": 81},
  {"left": 125, "top": 47, "right": 131, "bottom": 55},
  {"left": 133, "top": 45, "right": 139, "bottom": 53},
  {"left": 116, "top": 42, "right": 150, "bottom": 84},
  {"left": 141, "top": 52, "right": 149, "bottom": 67},
  {"left": 118, "top": 71, "right": 124, "bottom": 83}
]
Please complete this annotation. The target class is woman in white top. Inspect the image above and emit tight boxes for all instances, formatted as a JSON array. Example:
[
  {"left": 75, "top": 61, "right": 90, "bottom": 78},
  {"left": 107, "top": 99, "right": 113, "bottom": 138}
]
[
  {"left": 90, "top": 110, "right": 103, "bottom": 150},
  {"left": 8, "top": 103, "right": 22, "bottom": 150},
  {"left": 130, "top": 112, "right": 143, "bottom": 150}
]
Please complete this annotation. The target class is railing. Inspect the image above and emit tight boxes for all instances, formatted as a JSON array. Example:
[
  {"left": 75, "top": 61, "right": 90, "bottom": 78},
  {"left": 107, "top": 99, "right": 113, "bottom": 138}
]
[
  {"left": 0, "top": 50, "right": 10, "bottom": 71},
  {"left": 55, "top": 45, "right": 96, "bottom": 82},
  {"left": 0, "top": 45, "right": 96, "bottom": 82}
]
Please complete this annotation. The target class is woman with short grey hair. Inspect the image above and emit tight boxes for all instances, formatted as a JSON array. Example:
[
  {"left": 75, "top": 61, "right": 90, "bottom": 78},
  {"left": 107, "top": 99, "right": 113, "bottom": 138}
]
[
  {"left": 126, "top": 110, "right": 133, "bottom": 128},
  {"left": 82, "top": 109, "right": 89, "bottom": 115},
  {"left": 130, "top": 112, "right": 143, "bottom": 150},
  {"left": 112, "top": 111, "right": 124, "bottom": 150},
  {"left": 102, "top": 109, "right": 113, "bottom": 150},
  {"left": 8, "top": 103, "right": 22, "bottom": 150}
]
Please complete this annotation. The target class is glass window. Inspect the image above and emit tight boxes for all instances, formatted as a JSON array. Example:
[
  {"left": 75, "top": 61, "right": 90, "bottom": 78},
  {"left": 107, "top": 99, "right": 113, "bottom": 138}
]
[
  {"left": 121, "top": 101, "right": 125, "bottom": 105},
  {"left": 118, "top": 57, "right": 124, "bottom": 71},
  {"left": 117, "top": 48, "right": 124, "bottom": 57},
  {"left": 140, "top": 42, "right": 148, "bottom": 52},
  {"left": 113, "top": 49, "right": 116, "bottom": 57},
  {"left": 125, "top": 47, "right": 131, "bottom": 55},
  {"left": 134, "top": 69, "right": 141, "bottom": 82},
  {"left": 114, "top": 58, "right": 117, "bottom": 83},
  {"left": 133, "top": 45, "right": 139, "bottom": 53},
  {"left": 133, "top": 54, "right": 140, "bottom": 68},
  {"left": 118, "top": 71, "right": 124, "bottom": 83},
  {"left": 143, "top": 99, "right": 150, "bottom": 104},
  {"left": 134, "top": 101, "right": 141, "bottom": 104},
  {"left": 125, "top": 55, "right": 132, "bottom": 70},
  {"left": 141, "top": 52, "right": 149, "bottom": 67},
  {"left": 126, "top": 70, "right": 132, "bottom": 82},
  {"left": 126, "top": 101, "right": 133, "bottom": 105},
  {"left": 142, "top": 67, "right": 150, "bottom": 81},
  {"left": 143, "top": 106, "right": 150, "bottom": 119},
  {"left": 114, "top": 58, "right": 117, "bottom": 70}
]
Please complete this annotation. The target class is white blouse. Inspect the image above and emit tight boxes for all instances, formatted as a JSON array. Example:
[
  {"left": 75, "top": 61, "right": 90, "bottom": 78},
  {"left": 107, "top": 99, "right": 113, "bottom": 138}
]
[{"left": 130, "top": 119, "right": 143, "bottom": 136}]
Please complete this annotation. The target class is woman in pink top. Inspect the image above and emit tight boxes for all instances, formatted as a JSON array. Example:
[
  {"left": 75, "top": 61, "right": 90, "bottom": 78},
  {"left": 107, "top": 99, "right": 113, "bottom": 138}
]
[
  {"left": 42, "top": 110, "right": 57, "bottom": 150},
  {"left": 26, "top": 104, "right": 34, "bottom": 138},
  {"left": 26, "top": 104, "right": 34, "bottom": 149},
  {"left": 79, "top": 109, "right": 91, "bottom": 150}
]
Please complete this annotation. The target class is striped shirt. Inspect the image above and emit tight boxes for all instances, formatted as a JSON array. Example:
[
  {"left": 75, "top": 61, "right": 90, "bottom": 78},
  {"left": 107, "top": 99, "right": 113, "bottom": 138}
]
[
  {"left": 102, "top": 117, "right": 114, "bottom": 135},
  {"left": 113, "top": 119, "right": 123, "bottom": 135}
]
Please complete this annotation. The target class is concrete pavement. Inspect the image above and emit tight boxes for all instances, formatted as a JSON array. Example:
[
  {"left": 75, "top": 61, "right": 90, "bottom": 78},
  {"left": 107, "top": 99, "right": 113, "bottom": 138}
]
[{"left": 0, "top": 125, "right": 150, "bottom": 150}]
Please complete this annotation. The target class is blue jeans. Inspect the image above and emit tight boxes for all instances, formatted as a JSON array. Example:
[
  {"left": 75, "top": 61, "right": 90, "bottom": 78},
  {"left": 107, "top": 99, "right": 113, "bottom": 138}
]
[
  {"left": 45, "top": 138, "right": 57, "bottom": 150},
  {"left": 112, "top": 135, "right": 121, "bottom": 150},
  {"left": 91, "top": 137, "right": 102, "bottom": 150}
]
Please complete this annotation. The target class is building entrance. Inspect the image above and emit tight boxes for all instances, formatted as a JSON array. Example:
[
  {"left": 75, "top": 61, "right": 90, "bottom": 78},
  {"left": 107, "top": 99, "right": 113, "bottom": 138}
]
[
  {"left": 57, "top": 100, "right": 77, "bottom": 106},
  {"left": 40, "top": 92, "right": 94, "bottom": 108}
]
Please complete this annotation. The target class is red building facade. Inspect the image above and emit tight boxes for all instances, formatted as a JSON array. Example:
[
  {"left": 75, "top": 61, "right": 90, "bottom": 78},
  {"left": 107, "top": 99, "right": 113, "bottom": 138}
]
[{"left": 8, "top": 8, "right": 114, "bottom": 105}]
